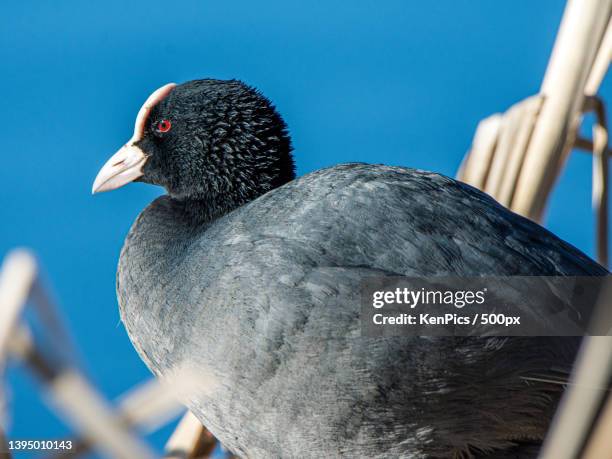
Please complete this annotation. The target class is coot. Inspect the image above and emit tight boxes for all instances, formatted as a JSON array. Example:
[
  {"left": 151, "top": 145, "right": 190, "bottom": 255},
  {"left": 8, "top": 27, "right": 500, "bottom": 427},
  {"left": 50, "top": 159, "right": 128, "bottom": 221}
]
[{"left": 93, "top": 79, "right": 607, "bottom": 458}]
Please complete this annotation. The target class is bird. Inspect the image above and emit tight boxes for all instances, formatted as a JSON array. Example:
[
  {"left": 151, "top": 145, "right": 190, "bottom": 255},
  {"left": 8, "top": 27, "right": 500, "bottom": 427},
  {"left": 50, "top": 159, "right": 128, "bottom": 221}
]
[{"left": 92, "top": 79, "right": 607, "bottom": 458}]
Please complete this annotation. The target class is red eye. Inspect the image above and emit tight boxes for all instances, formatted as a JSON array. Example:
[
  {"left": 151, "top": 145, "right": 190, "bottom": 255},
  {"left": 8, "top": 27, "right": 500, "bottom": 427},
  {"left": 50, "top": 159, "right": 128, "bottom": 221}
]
[{"left": 156, "top": 119, "right": 172, "bottom": 133}]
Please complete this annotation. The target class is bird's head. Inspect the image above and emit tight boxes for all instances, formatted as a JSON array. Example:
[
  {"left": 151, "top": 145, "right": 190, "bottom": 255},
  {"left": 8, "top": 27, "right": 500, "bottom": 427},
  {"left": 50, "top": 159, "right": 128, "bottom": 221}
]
[{"left": 92, "top": 79, "right": 295, "bottom": 216}]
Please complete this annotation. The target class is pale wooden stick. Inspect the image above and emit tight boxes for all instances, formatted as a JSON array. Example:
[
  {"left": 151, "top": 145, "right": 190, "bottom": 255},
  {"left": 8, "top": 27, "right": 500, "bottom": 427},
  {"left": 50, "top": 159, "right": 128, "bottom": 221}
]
[
  {"left": 0, "top": 251, "right": 156, "bottom": 458},
  {"left": 512, "top": 0, "right": 611, "bottom": 221},
  {"left": 0, "top": 250, "right": 37, "bottom": 362},
  {"left": 588, "top": 96, "right": 610, "bottom": 267},
  {"left": 457, "top": 114, "right": 501, "bottom": 188},
  {"left": 8, "top": 325, "right": 156, "bottom": 459},
  {"left": 0, "top": 248, "right": 202, "bottom": 459},
  {"left": 46, "top": 378, "right": 187, "bottom": 459},
  {"left": 458, "top": 96, "right": 543, "bottom": 207},
  {"left": 497, "top": 96, "right": 543, "bottom": 206},
  {"left": 117, "top": 378, "right": 188, "bottom": 433},
  {"left": 539, "top": 336, "right": 612, "bottom": 459},
  {"left": 539, "top": 279, "right": 612, "bottom": 459},
  {"left": 484, "top": 102, "right": 523, "bottom": 199},
  {"left": 0, "top": 250, "right": 37, "bottom": 445},
  {"left": 164, "top": 411, "right": 216, "bottom": 459},
  {"left": 50, "top": 370, "right": 156, "bottom": 459},
  {"left": 582, "top": 392, "right": 612, "bottom": 459},
  {"left": 28, "top": 279, "right": 79, "bottom": 365},
  {"left": 585, "top": 16, "right": 612, "bottom": 96},
  {"left": 0, "top": 428, "right": 10, "bottom": 459}
]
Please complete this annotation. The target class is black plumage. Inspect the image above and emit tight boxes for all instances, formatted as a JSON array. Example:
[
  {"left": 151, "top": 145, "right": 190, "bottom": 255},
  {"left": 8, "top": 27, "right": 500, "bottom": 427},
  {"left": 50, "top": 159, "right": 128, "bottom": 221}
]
[{"left": 93, "top": 79, "right": 607, "bottom": 458}]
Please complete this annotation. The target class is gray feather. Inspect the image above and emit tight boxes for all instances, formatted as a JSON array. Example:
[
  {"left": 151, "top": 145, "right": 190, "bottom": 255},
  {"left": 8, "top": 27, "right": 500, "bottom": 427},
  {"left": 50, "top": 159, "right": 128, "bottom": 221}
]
[{"left": 118, "top": 164, "right": 606, "bottom": 458}]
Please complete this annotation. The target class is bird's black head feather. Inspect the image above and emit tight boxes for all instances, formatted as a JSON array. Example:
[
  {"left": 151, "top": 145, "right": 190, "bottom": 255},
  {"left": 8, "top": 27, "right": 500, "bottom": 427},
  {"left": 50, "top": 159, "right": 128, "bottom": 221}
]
[{"left": 136, "top": 79, "right": 295, "bottom": 220}]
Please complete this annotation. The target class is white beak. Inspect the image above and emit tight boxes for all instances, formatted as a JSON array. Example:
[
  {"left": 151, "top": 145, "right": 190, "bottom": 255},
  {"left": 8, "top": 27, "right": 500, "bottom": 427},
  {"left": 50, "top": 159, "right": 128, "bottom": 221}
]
[
  {"left": 91, "top": 144, "right": 147, "bottom": 194},
  {"left": 92, "top": 82, "right": 176, "bottom": 194}
]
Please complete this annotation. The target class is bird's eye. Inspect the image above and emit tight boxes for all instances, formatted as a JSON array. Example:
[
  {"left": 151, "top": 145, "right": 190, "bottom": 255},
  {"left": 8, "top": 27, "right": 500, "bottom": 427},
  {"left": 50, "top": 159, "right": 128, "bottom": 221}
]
[{"left": 156, "top": 119, "right": 172, "bottom": 133}]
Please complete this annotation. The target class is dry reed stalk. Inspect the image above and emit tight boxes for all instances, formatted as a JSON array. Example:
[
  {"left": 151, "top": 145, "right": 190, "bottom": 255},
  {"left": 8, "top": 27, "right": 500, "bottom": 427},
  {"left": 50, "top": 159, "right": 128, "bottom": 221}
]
[
  {"left": 8, "top": 325, "right": 156, "bottom": 459},
  {"left": 512, "top": 0, "right": 610, "bottom": 221},
  {"left": 585, "top": 17, "right": 612, "bottom": 97},
  {"left": 496, "top": 97, "right": 543, "bottom": 206},
  {"left": 164, "top": 411, "right": 217, "bottom": 459},
  {"left": 581, "top": 392, "right": 612, "bottom": 459},
  {"left": 0, "top": 251, "right": 37, "bottom": 361},
  {"left": 47, "top": 378, "right": 190, "bottom": 459},
  {"left": 456, "top": 114, "right": 501, "bottom": 188},
  {"left": 484, "top": 101, "right": 523, "bottom": 200},
  {"left": 458, "top": 0, "right": 611, "bottom": 267},
  {"left": 587, "top": 96, "right": 610, "bottom": 267},
  {"left": 539, "top": 278, "right": 612, "bottom": 459},
  {"left": 0, "top": 430, "right": 10, "bottom": 459},
  {"left": 457, "top": 4, "right": 612, "bottom": 456},
  {"left": 538, "top": 336, "right": 612, "bottom": 459},
  {"left": 0, "top": 250, "right": 170, "bottom": 459}
]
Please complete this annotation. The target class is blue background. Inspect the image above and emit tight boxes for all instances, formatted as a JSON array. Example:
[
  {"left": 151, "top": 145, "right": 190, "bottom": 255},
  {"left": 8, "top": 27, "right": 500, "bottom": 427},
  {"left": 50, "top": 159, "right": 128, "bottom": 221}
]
[{"left": 1, "top": 1, "right": 609, "bottom": 457}]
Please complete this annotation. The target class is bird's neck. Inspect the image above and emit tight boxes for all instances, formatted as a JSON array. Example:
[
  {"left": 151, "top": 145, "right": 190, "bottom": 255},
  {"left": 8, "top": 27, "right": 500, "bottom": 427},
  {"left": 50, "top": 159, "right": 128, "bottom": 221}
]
[{"left": 172, "top": 194, "right": 246, "bottom": 227}]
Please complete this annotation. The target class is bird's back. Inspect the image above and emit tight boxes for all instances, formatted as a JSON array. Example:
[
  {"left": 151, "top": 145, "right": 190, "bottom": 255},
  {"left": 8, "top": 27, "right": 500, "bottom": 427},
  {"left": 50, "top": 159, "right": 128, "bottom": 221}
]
[{"left": 118, "top": 163, "right": 606, "bottom": 458}]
